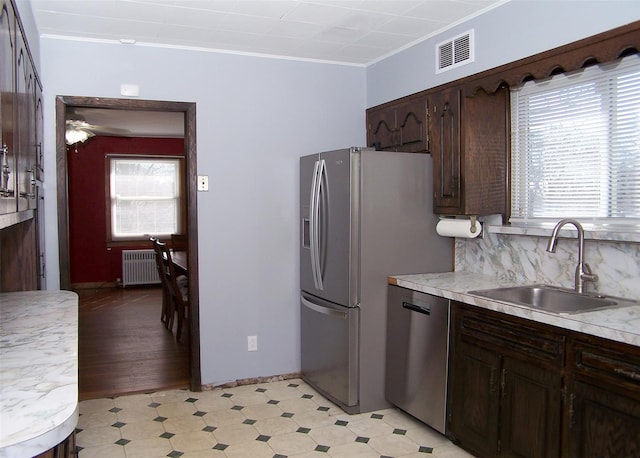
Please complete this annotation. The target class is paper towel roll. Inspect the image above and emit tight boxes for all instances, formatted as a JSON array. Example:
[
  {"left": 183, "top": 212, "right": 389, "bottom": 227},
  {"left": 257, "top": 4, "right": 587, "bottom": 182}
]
[{"left": 436, "top": 218, "right": 482, "bottom": 238}]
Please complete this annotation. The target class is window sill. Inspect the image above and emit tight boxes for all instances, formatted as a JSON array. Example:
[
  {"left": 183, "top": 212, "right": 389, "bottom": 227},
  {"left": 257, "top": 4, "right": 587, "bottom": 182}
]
[{"left": 487, "top": 223, "right": 640, "bottom": 243}]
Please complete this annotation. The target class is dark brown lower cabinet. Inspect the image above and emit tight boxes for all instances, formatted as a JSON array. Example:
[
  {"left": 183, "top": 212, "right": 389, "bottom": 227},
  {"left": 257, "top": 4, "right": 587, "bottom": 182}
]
[
  {"left": 565, "top": 335, "right": 640, "bottom": 458},
  {"left": 449, "top": 340, "right": 500, "bottom": 456},
  {"left": 449, "top": 302, "right": 563, "bottom": 458},
  {"left": 499, "top": 357, "right": 562, "bottom": 458},
  {"left": 450, "top": 302, "right": 640, "bottom": 458}
]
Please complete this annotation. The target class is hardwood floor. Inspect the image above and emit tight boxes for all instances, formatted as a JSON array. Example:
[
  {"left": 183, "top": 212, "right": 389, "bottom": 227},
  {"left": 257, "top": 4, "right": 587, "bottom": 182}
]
[{"left": 77, "top": 286, "right": 189, "bottom": 401}]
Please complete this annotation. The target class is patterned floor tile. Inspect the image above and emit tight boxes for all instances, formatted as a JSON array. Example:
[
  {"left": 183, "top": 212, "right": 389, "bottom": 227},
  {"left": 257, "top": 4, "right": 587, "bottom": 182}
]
[{"left": 76, "top": 378, "right": 472, "bottom": 457}]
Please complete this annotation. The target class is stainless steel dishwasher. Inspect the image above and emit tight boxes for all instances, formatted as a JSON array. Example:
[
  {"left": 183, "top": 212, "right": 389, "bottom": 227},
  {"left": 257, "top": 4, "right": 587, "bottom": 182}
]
[{"left": 385, "top": 285, "right": 450, "bottom": 434}]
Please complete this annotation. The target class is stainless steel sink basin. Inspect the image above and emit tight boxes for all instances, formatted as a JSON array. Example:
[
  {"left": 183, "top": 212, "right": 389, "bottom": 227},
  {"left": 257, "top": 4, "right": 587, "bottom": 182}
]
[{"left": 468, "top": 284, "right": 621, "bottom": 314}]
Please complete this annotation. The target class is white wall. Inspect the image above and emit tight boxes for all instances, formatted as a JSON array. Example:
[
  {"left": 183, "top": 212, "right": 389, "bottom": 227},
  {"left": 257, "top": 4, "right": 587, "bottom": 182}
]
[
  {"left": 366, "top": 0, "right": 640, "bottom": 107},
  {"left": 39, "top": 38, "right": 365, "bottom": 386}
]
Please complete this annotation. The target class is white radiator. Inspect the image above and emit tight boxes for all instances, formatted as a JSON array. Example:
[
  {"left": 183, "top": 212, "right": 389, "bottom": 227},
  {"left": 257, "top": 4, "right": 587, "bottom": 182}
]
[{"left": 122, "top": 249, "right": 161, "bottom": 287}]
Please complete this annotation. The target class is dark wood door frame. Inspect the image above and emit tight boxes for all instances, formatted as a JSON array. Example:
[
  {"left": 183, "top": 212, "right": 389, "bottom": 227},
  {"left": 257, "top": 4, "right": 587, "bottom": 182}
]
[{"left": 55, "top": 95, "right": 201, "bottom": 392}]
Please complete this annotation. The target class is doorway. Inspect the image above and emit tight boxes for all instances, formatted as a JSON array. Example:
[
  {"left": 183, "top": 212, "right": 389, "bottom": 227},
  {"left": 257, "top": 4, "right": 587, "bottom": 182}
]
[{"left": 55, "top": 95, "right": 201, "bottom": 392}]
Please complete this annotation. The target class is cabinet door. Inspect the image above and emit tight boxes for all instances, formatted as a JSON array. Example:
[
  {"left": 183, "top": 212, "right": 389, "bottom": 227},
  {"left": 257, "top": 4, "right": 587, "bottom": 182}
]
[
  {"left": 395, "top": 97, "right": 428, "bottom": 153},
  {"left": 34, "top": 82, "right": 43, "bottom": 180},
  {"left": 367, "top": 106, "right": 396, "bottom": 151},
  {"left": 15, "top": 31, "right": 36, "bottom": 211},
  {"left": 0, "top": 1, "right": 16, "bottom": 214},
  {"left": 500, "top": 357, "right": 562, "bottom": 458},
  {"left": 431, "top": 87, "right": 461, "bottom": 213},
  {"left": 449, "top": 340, "right": 501, "bottom": 457},
  {"left": 567, "top": 380, "right": 640, "bottom": 458},
  {"left": 565, "top": 335, "right": 640, "bottom": 457}
]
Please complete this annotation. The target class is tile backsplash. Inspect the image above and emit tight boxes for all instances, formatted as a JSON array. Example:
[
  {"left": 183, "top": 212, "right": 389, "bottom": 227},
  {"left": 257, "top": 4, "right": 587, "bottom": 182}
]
[{"left": 455, "top": 229, "right": 640, "bottom": 301}]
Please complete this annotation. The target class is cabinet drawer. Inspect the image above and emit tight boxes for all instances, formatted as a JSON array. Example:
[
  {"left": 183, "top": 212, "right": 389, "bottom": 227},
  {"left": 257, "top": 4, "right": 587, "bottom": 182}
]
[
  {"left": 569, "top": 335, "right": 640, "bottom": 398},
  {"left": 454, "top": 303, "right": 565, "bottom": 366}
]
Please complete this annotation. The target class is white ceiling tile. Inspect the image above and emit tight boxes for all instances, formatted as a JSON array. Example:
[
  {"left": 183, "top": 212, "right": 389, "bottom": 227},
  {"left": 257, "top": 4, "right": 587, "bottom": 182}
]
[
  {"left": 282, "top": 2, "right": 351, "bottom": 25},
  {"left": 377, "top": 16, "right": 445, "bottom": 38},
  {"left": 30, "top": 0, "right": 507, "bottom": 65},
  {"left": 407, "top": 0, "right": 492, "bottom": 22},
  {"left": 313, "top": 25, "right": 369, "bottom": 44},
  {"left": 219, "top": 14, "right": 278, "bottom": 34},
  {"left": 348, "top": 0, "right": 424, "bottom": 15},
  {"left": 267, "top": 20, "right": 325, "bottom": 39},
  {"left": 356, "top": 31, "right": 418, "bottom": 50},
  {"left": 231, "top": 1, "right": 298, "bottom": 19}
]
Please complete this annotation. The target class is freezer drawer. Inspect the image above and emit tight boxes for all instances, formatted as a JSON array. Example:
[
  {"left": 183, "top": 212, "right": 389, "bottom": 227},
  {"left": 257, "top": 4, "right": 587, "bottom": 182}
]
[
  {"left": 300, "top": 292, "right": 359, "bottom": 411},
  {"left": 385, "top": 285, "right": 450, "bottom": 434}
]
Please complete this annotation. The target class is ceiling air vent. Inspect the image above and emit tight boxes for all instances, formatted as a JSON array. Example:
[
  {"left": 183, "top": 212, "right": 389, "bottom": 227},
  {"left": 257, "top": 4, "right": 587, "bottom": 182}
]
[{"left": 436, "top": 30, "right": 474, "bottom": 74}]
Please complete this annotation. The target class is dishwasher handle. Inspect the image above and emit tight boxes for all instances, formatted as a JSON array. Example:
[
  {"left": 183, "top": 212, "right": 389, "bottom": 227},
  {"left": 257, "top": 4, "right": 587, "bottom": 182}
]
[{"left": 402, "top": 300, "right": 431, "bottom": 315}]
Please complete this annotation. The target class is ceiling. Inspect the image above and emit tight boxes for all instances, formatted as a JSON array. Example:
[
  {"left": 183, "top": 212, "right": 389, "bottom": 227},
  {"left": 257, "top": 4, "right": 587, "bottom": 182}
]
[
  {"left": 30, "top": 0, "right": 506, "bottom": 66},
  {"left": 38, "top": 0, "right": 506, "bottom": 138},
  {"left": 66, "top": 107, "right": 185, "bottom": 138}
]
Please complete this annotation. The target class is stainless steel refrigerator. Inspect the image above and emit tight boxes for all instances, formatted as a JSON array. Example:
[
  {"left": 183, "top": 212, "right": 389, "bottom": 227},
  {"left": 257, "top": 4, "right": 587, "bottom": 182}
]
[{"left": 300, "top": 147, "right": 453, "bottom": 414}]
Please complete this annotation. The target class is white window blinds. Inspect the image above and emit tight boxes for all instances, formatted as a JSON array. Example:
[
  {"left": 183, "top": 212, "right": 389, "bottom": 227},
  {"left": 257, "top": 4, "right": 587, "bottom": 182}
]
[{"left": 510, "top": 54, "right": 640, "bottom": 230}]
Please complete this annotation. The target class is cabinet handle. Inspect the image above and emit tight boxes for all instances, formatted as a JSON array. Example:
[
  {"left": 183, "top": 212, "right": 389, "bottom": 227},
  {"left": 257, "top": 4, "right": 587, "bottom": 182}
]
[
  {"left": 614, "top": 367, "right": 640, "bottom": 381},
  {"left": 439, "top": 102, "right": 457, "bottom": 199},
  {"left": 439, "top": 104, "right": 447, "bottom": 197},
  {"left": 448, "top": 102, "right": 456, "bottom": 198},
  {"left": 19, "top": 168, "right": 36, "bottom": 199},
  {"left": 1, "top": 144, "right": 14, "bottom": 197},
  {"left": 36, "top": 143, "right": 43, "bottom": 169},
  {"left": 425, "top": 101, "right": 430, "bottom": 152}
]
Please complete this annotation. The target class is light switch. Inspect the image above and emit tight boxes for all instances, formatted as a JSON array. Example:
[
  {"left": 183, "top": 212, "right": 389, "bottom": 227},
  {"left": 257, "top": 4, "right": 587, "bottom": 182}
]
[{"left": 198, "top": 175, "right": 209, "bottom": 191}]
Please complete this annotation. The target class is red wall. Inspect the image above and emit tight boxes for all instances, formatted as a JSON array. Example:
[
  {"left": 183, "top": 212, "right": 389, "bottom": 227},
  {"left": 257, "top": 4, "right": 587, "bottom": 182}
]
[{"left": 68, "top": 136, "right": 184, "bottom": 285}]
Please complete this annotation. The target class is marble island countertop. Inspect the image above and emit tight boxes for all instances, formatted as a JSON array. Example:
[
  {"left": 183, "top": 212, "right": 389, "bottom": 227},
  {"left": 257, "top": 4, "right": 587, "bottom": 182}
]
[
  {"left": 0, "top": 291, "right": 79, "bottom": 457},
  {"left": 390, "top": 271, "right": 640, "bottom": 347}
]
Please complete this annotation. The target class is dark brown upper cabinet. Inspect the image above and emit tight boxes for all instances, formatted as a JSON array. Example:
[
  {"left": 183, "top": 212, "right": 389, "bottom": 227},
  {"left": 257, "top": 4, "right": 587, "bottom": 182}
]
[
  {"left": 367, "top": 95, "right": 429, "bottom": 153},
  {"left": 430, "top": 85, "right": 508, "bottom": 216}
]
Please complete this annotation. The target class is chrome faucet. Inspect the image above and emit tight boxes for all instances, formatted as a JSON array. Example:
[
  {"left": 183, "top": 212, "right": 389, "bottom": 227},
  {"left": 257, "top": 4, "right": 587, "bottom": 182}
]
[{"left": 546, "top": 219, "right": 597, "bottom": 294}]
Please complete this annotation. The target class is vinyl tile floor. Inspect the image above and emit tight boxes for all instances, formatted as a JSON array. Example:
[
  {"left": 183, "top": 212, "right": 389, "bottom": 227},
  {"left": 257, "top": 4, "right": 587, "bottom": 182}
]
[{"left": 76, "top": 378, "right": 473, "bottom": 458}]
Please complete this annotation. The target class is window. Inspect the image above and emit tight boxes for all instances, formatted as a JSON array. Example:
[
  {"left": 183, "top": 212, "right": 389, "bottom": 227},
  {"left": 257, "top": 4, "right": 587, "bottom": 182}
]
[
  {"left": 510, "top": 54, "right": 640, "bottom": 231},
  {"left": 107, "top": 156, "right": 182, "bottom": 241}
]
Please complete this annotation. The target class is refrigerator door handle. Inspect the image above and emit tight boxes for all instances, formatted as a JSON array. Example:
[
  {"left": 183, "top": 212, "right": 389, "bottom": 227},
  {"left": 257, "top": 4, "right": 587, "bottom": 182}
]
[
  {"left": 301, "top": 295, "right": 347, "bottom": 319},
  {"left": 310, "top": 159, "right": 325, "bottom": 290},
  {"left": 309, "top": 160, "right": 320, "bottom": 289}
]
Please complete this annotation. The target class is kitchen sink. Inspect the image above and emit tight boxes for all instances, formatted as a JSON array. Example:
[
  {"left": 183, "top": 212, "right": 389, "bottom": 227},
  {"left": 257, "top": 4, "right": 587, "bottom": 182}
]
[{"left": 467, "top": 284, "right": 628, "bottom": 315}]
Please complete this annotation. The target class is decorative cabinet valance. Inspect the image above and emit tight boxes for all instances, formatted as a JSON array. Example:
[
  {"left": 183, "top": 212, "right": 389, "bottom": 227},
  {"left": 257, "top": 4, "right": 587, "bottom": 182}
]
[{"left": 462, "top": 20, "right": 640, "bottom": 96}]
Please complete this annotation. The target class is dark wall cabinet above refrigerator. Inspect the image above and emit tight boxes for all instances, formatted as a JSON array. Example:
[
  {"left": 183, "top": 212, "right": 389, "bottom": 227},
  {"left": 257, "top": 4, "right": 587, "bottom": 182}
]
[
  {"left": 366, "top": 85, "right": 508, "bottom": 218},
  {"left": 366, "top": 95, "right": 429, "bottom": 154}
]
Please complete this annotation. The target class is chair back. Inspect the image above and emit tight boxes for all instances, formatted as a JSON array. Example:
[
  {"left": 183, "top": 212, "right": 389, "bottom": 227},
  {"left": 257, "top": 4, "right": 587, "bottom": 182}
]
[
  {"left": 158, "top": 241, "right": 190, "bottom": 340},
  {"left": 151, "top": 237, "right": 173, "bottom": 328}
]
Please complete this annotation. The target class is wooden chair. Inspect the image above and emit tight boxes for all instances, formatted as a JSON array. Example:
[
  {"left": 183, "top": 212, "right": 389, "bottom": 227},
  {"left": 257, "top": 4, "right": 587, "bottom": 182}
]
[
  {"left": 151, "top": 237, "right": 173, "bottom": 330},
  {"left": 158, "top": 242, "right": 189, "bottom": 340}
]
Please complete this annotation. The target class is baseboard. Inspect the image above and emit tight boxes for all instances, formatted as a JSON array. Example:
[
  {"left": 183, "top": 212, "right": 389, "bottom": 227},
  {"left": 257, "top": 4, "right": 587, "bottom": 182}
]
[{"left": 202, "top": 372, "right": 302, "bottom": 391}]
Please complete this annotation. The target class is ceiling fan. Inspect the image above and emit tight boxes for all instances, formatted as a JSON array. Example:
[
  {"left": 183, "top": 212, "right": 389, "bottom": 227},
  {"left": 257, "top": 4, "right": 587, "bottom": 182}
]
[{"left": 65, "top": 118, "right": 131, "bottom": 145}]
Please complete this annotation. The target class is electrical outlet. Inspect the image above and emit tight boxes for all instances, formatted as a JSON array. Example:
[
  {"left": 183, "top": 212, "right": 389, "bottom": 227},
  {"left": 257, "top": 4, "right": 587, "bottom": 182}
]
[
  {"left": 197, "top": 175, "right": 209, "bottom": 191},
  {"left": 247, "top": 335, "right": 258, "bottom": 352}
]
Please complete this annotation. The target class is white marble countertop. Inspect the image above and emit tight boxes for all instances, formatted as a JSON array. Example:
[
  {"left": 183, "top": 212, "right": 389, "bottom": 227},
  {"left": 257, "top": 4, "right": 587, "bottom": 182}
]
[
  {"left": 0, "top": 291, "right": 79, "bottom": 457},
  {"left": 390, "top": 271, "right": 640, "bottom": 347}
]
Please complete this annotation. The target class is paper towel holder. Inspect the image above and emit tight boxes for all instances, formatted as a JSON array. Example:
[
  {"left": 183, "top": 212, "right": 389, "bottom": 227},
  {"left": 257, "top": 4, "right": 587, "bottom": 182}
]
[
  {"left": 436, "top": 216, "right": 484, "bottom": 239},
  {"left": 470, "top": 216, "right": 479, "bottom": 234}
]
